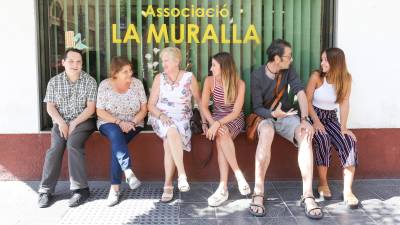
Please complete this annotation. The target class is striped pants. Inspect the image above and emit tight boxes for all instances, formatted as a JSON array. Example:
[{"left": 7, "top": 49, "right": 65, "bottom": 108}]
[{"left": 312, "top": 107, "right": 358, "bottom": 168}]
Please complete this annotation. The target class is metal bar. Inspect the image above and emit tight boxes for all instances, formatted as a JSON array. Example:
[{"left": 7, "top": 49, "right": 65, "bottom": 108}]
[
  {"left": 284, "top": 0, "right": 294, "bottom": 44},
  {"left": 179, "top": 0, "right": 187, "bottom": 69},
  {"left": 127, "top": 0, "right": 132, "bottom": 60},
  {"left": 74, "top": 0, "right": 78, "bottom": 33},
  {"left": 301, "top": 0, "right": 311, "bottom": 82},
  {"left": 263, "top": 0, "right": 273, "bottom": 62},
  {"left": 105, "top": 0, "right": 111, "bottom": 77},
  {"left": 211, "top": 0, "right": 219, "bottom": 55},
  {"left": 274, "top": 0, "right": 283, "bottom": 39},
  {"left": 243, "top": 0, "right": 251, "bottom": 114},
  {"left": 293, "top": 0, "right": 302, "bottom": 74},
  {"left": 146, "top": 0, "right": 154, "bottom": 88},
  {"left": 221, "top": 0, "right": 230, "bottom": 53},
  {"left": 232, "top": 0, "right": 241, "bottom": 74},
  {"left": 95, "top": 0, "right": 100, "bottom": 81},
  {"left": 310, "top": 0, "right": 322, "bottom": 76},
  {"left": 169, "top": 0, "right": 176, "bottom": 47},
  {"left": 116, "top": 0, "right": 121, "bottom": 56},
  {"left": 84, "top": 0, "right": 90, "bottom": 74},
  {"left": 253, "top": 0, "right": 262, "bottom": 67},
  {"left": 200, "top": 0, "right": 208, "bottom": 83},
  {"left": 137, "top": 0, "right": 143, "bottom": 81},
  {"left": 190, "top": 0, "right": 198, "bottom": 77},
  {"left": 63, "top": 0, "right": 68, "bottom": 31}
]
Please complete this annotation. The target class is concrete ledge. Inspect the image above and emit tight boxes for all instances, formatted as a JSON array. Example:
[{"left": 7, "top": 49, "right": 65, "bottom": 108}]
[{"left": 0, "top": 129, "right": 399, "bottom": 181}]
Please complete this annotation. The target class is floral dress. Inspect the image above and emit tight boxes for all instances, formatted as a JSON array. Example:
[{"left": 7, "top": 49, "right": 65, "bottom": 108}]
[{"left": 149, "top": 72, "right": 193, "bottom": 151}]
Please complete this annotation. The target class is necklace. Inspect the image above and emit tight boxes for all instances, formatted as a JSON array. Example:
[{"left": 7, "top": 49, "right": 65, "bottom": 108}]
[
  {"left": 265, "top": 63, "right": 279, "bottom": 79},
  {"left": 167, "top": 70, "right": 180, "bottom": 90},
  {"left": 266, "top": 63, "right": 278, "bottom": 75},
  {"left": 168, "top": 70, "right": 180, "bottom": 84}
]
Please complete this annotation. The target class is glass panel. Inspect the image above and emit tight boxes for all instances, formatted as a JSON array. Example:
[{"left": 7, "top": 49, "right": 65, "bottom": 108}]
[{"left": 39, "top": 0, "right": 333, "bottom": 129}]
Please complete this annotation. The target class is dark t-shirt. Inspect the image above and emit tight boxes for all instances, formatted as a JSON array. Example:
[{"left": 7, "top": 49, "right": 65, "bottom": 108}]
[{"left": 250, "top": 65, "right": 304, "bottom": 119}]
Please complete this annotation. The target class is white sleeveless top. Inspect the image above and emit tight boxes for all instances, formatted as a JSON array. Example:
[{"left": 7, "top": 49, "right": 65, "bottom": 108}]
[{"left": 312, "top": 77, "right": 338, "bottom": 110}]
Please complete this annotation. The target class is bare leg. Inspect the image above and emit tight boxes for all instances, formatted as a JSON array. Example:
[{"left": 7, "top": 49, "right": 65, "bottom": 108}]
[
  {"left": 166, "top": 127, "right": 186, "bottom": 177},
  {"left": 163, "top": 139, "right": 176, "bottom": 187},
  {"left": 251, "top": 123, "right": 274, "bottom": 214},
  {"left": 317, "top": 166, "right": 329, "bottom": 187},
  {"left": 215, "top": 139, "right": 229, "bottom": 192},
  {"left": 343, "top": 166, "right": 355, "bottom": 194},
  {"left": 295, "top": 127, "right": 321, "bottom": 216}
]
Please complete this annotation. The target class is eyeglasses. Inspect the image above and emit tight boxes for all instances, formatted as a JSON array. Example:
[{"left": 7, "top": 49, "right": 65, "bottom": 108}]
[{"left": 281, "top": 55, "right": 293, "bottom": 61}]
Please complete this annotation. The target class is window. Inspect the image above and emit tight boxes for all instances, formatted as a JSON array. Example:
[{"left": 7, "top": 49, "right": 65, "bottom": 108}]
[{"left": 38, "top": 0, "right": 335, "bottom": 130}]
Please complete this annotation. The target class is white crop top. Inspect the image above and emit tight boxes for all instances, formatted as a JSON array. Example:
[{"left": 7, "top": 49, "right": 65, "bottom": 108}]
[{"left": 312, "top": 77, "right": 338, "bottom": 110}]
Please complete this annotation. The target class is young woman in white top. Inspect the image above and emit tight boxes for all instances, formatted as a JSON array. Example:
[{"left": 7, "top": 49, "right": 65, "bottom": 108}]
[{"left": 306, "top": 48, "right": 358, "bottom": 209}]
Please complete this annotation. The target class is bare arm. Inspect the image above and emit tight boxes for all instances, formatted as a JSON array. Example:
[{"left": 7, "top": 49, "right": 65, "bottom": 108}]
[
  {"left": 96, "top": 107, "right": 119, "bottom": 124},
  {"left": 46, "top": 103, "right": 66, "bottom": 126},
  {"left": 297, "top": 90, "right": 309, "bottom": 118},
  {"left": 133, "top": 103, "right": 148, "bottom": 125},
  {"left": 339, "top": 84, "right": 351, "bottom": 130},
  {"left": 200, "top": 76, "right": 214, "bottom": 124},
  {"left": 305, "top": 72, "right": 322, "bottom": 123},
  {"left": 190, "top": 74, "right": 206, "bottom": 122},
  {"left": 147, "top": 74, "right": 162, "bottom": 118},
  {"left": 71, "top": 101, "right": 96, "bottom": 125}
]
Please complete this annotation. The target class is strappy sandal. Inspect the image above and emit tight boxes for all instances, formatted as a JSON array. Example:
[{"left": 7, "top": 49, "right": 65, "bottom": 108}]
[
  {"left": 249, "top": 193, "right": 266, "bottom": 217},
  {"left": 300, "top": 196, "right": 324, "bottom": 220},
  {"left": 343, "top": 192, "right": 359, "bottom": 209},
  {"left": 160, "top": 186, "right": 174, "bottom": 203},
  {"left": 237, "top": 178, "right": 251, "bottom": 196},
  {"left": 207, "top": 190, "right": 229, "bottom": 207},
  {"left": 178, "top": 175, "right": 190, "bottom": 192},
  {"left": 318, "top": 185, "right": 332, "bottom": 200}
]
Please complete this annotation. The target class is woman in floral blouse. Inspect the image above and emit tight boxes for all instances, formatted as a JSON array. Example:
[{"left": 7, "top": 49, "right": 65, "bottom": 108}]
[
  {"left": 148, "top": 47, "right": 204, "bottom": 203},
  {"left": 96, "top": 56, "right": 147, "bottom": 206}
]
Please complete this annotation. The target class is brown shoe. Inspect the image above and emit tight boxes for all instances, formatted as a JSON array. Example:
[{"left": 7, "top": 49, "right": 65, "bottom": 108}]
[{"left": 318, "top": 185, "right": 332, "bottom": 200}]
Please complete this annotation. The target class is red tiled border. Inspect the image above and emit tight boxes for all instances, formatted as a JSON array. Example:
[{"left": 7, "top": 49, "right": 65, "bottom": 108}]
[{"left": 0, "top": 129, "right": 399, "bottom": 181}]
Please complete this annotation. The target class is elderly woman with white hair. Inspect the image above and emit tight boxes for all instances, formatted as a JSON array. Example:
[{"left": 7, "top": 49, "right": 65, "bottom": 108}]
[{"left": 148, "top": 47, "right": 204, "bottom": 202}]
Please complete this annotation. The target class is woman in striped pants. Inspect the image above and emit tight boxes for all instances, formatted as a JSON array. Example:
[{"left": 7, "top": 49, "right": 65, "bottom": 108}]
[{"left": 305, "top": 48, "right": 359, "bottom": 209}]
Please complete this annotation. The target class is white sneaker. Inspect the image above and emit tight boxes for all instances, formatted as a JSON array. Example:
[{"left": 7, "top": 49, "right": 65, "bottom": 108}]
[
  {"left": 208, "top": 189, "right": 229, "bottom": 207},
  {"left": 126, "top": 175, "right": 141, "bottom": 190},
  {"left": 107, "top": 190, "right": 120, "bottom": 207}
]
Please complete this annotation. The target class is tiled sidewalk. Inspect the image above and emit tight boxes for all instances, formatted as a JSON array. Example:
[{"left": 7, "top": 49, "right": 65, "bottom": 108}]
[{"left": 1, "top": 180, "right": 399, "bottom": 225}]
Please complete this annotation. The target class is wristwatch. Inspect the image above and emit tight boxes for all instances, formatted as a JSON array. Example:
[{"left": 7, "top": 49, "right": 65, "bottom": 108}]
[{"left": 300, "top": 116, "right": 311, "bottom": 123}]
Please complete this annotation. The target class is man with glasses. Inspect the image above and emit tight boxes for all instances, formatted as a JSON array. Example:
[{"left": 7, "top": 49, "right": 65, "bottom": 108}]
[
  {"left": 38, "top": 48, "right": 97, "bottom": 208},
  {"left": 248, "top": 39, "right": 323, "bottom": 219}
]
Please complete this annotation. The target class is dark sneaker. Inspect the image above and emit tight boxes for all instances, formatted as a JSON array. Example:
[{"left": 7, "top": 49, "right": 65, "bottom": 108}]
[
  {"left": 38, "top": 193, "right": 53, "bottom": 208},
  {"left": 68, "top": 188, "right": 90, "bottom": 207}
]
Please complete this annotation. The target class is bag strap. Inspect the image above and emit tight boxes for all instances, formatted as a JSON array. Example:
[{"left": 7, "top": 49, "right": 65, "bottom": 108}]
[{"left": 269, "top": 73, "right": 286, "bottom": 110}]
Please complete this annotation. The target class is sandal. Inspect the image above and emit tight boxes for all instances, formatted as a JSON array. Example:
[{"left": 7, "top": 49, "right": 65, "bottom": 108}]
[
  {"left": 248, "top": 193, "right": 266, "bottom": 217},
  {"left": 208, "top": 189, "right": 229, "bottom": 207},
  {"left": 160, "top": 186, "right": 174, "bottom": 203},
  {"left": 237, "top": 178, "right": 251, "bottom": 196},
  {"left": 318, "top": 185, "right": 332, "bottom": 200},
  {"left": 178, "top": 175, "right": 190, "bottom": 192},
  {"left": 343, "top": 192, "right": 359, "bottom": 209},
  {"left": 300, "top": 196, "right": 324, "bottom": 220}
]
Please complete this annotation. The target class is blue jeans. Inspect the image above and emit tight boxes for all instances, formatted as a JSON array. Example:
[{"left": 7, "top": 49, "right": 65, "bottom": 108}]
[{"left": 99, "top": 123, "right": 142, "bottom": 184}]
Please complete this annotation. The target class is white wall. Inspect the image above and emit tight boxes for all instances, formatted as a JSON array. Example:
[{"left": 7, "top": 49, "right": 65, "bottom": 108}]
[
  {"left": 0, "top": 1, "right": 40, "bottom": 133},
  {"left": 337, "top": 0, "right": 400, "bottom": 128}
]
